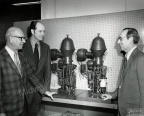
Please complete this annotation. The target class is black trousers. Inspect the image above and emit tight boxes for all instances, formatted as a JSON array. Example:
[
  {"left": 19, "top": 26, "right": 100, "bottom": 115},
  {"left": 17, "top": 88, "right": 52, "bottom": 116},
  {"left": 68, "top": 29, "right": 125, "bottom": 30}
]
[
  {"left": 19, "top": 96, "right": 28, "bottom": 116},
  {"left": 28, "top": 95, "right": 42, "bottom": 116}
]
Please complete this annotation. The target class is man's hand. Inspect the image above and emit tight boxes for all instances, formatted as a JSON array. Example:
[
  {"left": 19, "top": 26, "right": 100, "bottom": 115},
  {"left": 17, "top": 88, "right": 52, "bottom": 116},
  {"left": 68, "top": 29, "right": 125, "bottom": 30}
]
[
  {"left": 44, "top": 91, "right": 57, "bottom": 100},
  {"left": 0, "top": 113, "right": 6, "bottom": 116},
  {"left": 101, "top": 94, "right": 112, "bottom": 100}
]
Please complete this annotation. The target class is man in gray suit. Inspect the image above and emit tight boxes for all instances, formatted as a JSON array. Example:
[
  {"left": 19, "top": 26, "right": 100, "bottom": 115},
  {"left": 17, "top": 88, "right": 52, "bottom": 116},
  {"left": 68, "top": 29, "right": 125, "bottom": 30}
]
[
  {"left": 22, "top": 21, "right": 52, "bottom": 116},
  {"left": 0, "top": 27, "right": 55, "bottom": 116},
  {"left": 102, "top": 28, "right": 144, "bottom": 116}
]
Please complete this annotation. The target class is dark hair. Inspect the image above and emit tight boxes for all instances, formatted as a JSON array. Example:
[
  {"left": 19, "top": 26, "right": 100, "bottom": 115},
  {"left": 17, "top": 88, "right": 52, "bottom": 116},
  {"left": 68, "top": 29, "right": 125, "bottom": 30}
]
[
  {"left": 27, "top": 20, "right": 41, "bottom": 38},
  {"left": 123, "top": 28, "right": 140, "bottom": 44}
]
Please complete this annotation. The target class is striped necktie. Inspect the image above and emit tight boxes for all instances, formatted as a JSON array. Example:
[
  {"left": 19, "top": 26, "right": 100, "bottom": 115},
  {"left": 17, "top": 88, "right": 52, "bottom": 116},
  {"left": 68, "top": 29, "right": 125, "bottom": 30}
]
[
  {"left": 14, "top": 52, "right": 22, "bottom": 75},
  {"left": 117, "top": 56, "right": 127, "bottom": 87},
  {"left": 123, "top": 57, "right": 127, "bottom": 69}
]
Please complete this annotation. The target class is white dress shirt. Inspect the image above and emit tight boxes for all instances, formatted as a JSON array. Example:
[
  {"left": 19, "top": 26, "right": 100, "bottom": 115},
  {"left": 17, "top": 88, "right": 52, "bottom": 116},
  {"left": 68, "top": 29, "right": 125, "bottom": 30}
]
[
  {"left": 5, "top": 45, "right": 15, "bottom": 62},
  {"left": 30, "top": 39, "right": 41, "bottom": 58},
  {"left": 126, "top": 46, "right": 137, "bottom": 60}
]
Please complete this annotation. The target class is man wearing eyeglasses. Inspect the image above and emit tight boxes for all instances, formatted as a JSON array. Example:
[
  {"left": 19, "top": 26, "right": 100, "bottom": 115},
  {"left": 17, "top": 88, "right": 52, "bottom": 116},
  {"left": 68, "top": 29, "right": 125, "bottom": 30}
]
[
  {"left": 22, "top": 21, "right": 53, "bottom": 116},
  {"left": 0, "top": 27, "right": 55, "bottom": 116},
  {"left": 101, "top": 28, "right": 144, "bottom": 116}
]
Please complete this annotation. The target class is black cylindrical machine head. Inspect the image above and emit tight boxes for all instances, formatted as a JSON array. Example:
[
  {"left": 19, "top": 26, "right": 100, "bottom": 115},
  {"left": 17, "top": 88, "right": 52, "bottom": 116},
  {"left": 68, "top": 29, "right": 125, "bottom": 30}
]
[
  {"left": 60, "top": 35, "right": 75, "bottom": 64},
  {"left": 90, "top": 33, "right": 107, "bottom": 58}
]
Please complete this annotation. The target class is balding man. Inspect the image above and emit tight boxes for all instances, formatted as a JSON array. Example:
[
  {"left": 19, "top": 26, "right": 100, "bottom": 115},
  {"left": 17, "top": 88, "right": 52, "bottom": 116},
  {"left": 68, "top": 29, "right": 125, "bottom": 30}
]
[
  {"left": 0, "top": 27, "right": 55, "bottom": 116},
  {"left": 22, "top": 21, "right": 52, "bottom": 116}
]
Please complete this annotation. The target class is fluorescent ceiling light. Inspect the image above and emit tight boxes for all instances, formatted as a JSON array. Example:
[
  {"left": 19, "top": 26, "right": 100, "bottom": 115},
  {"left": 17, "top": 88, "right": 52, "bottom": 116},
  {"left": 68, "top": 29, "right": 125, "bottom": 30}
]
[{"left": 12, "top": 1, "right": 41, "bottom": 6}]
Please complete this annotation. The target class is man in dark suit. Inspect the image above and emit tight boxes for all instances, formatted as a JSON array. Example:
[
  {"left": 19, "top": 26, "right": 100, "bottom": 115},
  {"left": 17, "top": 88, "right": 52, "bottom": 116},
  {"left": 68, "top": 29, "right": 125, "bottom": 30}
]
[
  {"left": 0, "top": 27, "right": 55, "bottom": 116},
  {"left": 102, "top": 28, "right": 144, "bottom": 116},
  {"left": 22, "top": 21, "right": 52, "bottom": 116}
]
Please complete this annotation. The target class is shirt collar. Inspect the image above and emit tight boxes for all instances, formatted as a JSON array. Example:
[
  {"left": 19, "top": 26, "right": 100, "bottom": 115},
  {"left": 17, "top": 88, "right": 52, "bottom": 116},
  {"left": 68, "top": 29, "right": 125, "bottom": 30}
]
[
  {"left": 30, "top": 39, "right": 40, "bottom": 48},
  {"left": 126, "top": 46, "right": 137, "bottom": 60},
  {"left": 30, "top": 39, "right": 40, "bottom": 51},
  {"left": 5, "top": 45, "right": 15, "bottom": 61}
]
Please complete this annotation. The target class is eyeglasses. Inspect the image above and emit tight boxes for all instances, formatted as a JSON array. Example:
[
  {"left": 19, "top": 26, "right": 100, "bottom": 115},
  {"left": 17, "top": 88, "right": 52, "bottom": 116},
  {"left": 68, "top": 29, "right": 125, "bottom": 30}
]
[
  {"left": 12, "top": 36, "right": 26, "bottom": 41},
  {"left": 119, "top": 37, "right": 127, "bottom": 41}
]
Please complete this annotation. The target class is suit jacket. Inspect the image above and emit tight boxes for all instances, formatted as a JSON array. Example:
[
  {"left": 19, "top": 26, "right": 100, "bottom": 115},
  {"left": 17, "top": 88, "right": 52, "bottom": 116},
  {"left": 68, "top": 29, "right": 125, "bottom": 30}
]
[
  {"left": 22, "top": 39, "right": 51, "bottom": 104},
  {"left": 111, "top": 48, "right": 144, "bottom": 116},
  {"left": 0, "top": 48, "right": 46, "bottom": 116}
]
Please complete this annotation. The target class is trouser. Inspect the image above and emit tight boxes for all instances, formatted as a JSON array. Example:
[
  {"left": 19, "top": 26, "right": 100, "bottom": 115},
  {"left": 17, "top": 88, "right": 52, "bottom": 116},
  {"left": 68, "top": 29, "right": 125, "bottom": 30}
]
[
  {"left": 28, "top": 96, "right": 42, "bottom": 116},
  {"left": 19, "top": 96, "right": 28, "bottom": 116}
]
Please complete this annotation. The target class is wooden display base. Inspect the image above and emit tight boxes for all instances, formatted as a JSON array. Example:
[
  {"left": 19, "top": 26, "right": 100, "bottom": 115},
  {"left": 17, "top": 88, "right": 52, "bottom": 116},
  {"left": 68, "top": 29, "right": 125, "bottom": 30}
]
[{"left": 52, "top": 89, "right": 111, "bottom": 104}]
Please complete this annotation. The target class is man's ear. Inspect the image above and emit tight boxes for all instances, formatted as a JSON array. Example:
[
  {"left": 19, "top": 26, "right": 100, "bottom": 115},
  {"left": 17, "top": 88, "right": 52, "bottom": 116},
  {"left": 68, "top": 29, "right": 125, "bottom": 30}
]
[
  {"left": 9, "top": 36, "right": 13, "bottom": 43},
  {"left": 129, "top": 36, "right": 133, "bottom": 43},
  {"left": 31, "top": 29, "right": 34, "bottom": 35}
]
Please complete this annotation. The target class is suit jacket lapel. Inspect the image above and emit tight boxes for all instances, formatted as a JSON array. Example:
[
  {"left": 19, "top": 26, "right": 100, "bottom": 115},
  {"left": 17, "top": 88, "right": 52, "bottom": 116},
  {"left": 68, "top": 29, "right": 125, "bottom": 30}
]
[
  {"left": 123, "top": 55, "right": 133, "bottom": 76},
  {"left": 23, "top": 39, "right": 36, "bottom": 70},
  {"left": 3, "top": 49, "right": 21, "bottom": 77},
  {"left": 123, "top": 48, "right": 138, "bottom": 76},
  {"left": 23, "top": 39, "right": 45, "bottom": 74},
  {"left": 36, "top": 42, "right": 45, "bottom": 74},
  {"left": 120, "top": 48, "right": 138, "bottom": 83}
]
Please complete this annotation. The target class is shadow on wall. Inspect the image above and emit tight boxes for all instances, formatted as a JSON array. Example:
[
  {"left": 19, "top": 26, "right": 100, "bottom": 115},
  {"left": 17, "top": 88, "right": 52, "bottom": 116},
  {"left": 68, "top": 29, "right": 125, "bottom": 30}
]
[{"left": 114, "top": 37, "right": 125, "bottom": 57}]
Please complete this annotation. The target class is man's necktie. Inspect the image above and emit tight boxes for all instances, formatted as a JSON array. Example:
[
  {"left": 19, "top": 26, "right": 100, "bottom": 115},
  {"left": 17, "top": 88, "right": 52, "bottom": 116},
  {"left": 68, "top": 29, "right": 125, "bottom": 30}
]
[
  {"left": 117, "top": 56, "right": 127, "bottom": 87},
  {"left": 123, "top": 57, "right": 127, "bottom": 69},
  {"left": 34, "top": 43, "right": 39, "bottom": 69},
  {"left": 14, "top": 52, "right": 22, "bottom": 75},
  {"left": 121, "top": 57, "right": 127, "bottom": 78}
]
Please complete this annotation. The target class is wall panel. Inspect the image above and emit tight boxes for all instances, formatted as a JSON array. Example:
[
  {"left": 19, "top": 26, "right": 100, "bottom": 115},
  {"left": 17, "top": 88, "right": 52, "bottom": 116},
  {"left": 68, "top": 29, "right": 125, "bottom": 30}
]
[{"left": 14, "top": 9, "right": 144, "bottom": 92}]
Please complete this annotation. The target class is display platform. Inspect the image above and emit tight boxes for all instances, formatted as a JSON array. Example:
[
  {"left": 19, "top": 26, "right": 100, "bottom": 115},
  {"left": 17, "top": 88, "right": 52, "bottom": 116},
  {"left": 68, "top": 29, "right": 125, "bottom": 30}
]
[{"left": 41, "top": 89, "right": 118, "bottom": 116}]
